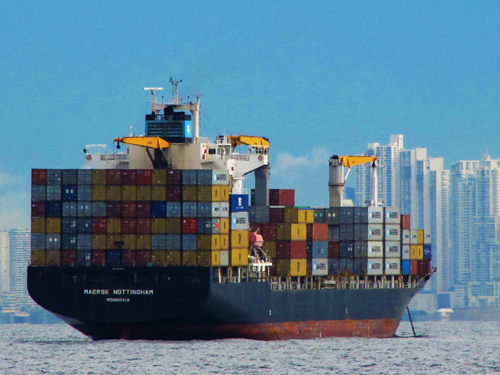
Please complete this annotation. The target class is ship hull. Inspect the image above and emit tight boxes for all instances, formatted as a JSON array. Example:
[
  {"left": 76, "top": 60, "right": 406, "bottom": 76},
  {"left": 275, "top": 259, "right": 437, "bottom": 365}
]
[{"left": 28, "top": 266, "right": 426, "bottom": 340}]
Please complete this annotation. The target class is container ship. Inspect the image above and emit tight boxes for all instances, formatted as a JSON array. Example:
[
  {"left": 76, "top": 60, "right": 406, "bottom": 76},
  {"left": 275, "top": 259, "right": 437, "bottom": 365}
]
[{"left": 28, "top": 81, "right": 433, "bottom": 340}]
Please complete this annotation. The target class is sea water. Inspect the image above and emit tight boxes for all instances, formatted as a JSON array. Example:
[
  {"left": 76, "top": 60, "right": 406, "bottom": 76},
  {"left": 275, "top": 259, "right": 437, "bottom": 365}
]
[{"left": 1, "top": 321, "right": 499, "bottom": 374}]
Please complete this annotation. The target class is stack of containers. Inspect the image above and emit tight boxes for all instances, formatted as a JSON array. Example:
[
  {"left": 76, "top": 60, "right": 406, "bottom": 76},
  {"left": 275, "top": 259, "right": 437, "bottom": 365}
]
[
  {"left": 400, "top": 214, "right": 432, "bottom": 276},
  {"left": 229, "top": 192, "right": 249, "bottom": 267},
  {"left": 31, "top": 168, "right": 231, "bottom": 268}
]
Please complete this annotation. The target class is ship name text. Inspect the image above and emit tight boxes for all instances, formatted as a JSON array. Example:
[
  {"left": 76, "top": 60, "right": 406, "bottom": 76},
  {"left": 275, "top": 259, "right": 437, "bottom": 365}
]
[{"left": 83, "top": 289, "right": 154, "bottom": 295}]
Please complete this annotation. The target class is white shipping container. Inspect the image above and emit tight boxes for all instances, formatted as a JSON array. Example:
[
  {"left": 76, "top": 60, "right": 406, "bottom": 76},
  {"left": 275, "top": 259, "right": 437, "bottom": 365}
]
[
  {"left": 424, "top": 232, "right": 432, "bottom": 244},
  {"left": 211, "top": 202, "right": 221, "bottom": 218},
  {"left": 367, "top": 224, "right": 384, "bottom": 241},
  {"left": 367, "top": 241, "right": 384, "bottom": 258},
  {"left": 367, "top": 258, "right": 384, "bottom": 275},
  {"left": 212, "top": 170, "right": 230, "bottom": 185},
  {"left": 410, "top": 229, "right": 419, "bottom": 244},
  {"left": 220, "top": 250, "right": 229, "bottom": 266},
  {"left": 385, "top": 259, "right": 401, "bottom": 275},
  {"left": 402, "top": 229, "right": 411, "bottom": 244},
  {"left": 384, "top": 207, "right": 401, "bottom": 224},
  {"left": 402, "top": 245, "right": 410, "bottom": 260},
  {"left": 312, "top": 258, "right": 328, "bottom": 276},
  {"left": 220, "top": 202, "right": 230, "bottom": 218},
  {"left": 231, "top": 212, "right": 249, "bottom": 230},
  {"left": 385, "top": 225, "right": 401, "bottom": 241},
  {"left": 368, "top": 207, "right": 384, "bottom": 223},
  {"left": 385, "top": 241, "right": 401, "bottom": 258}
]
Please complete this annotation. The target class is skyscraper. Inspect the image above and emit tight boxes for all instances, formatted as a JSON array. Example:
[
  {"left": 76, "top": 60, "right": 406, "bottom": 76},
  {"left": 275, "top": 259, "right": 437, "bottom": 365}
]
[
  {"left": 9, "top": 229, "right": 31, "bottom": 309},
  {"left": 355, "top": 135, "right": 450, "bottom": 298},
  {"left": 0, "top": 231, "right": 9, "bottom": 294},
  {"left": 450, "top": 154, "right": 500, "bottom": 307}
]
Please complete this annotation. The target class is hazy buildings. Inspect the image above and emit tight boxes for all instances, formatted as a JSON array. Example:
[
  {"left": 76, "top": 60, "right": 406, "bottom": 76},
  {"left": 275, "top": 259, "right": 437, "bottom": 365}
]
[
  {"left": 450, "top": 154, "right": 500, "bottom": 307},
  {"left": 0, "top": 231, "right": 9, "bottom": 294},
  {"left": 8, "top": 229, "right": 31, "bottom": 309},
  {"left": 355, "top": 135, "right": 451, "bottom": 302}
]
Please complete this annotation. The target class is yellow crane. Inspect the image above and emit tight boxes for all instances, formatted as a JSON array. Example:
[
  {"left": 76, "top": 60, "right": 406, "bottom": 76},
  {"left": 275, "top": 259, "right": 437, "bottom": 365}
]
[
  {"left": 227, "top": 135, "right": 270, "bottom": 150},
  {"left": 114, "top": 136, "right": 170, "bottom": 169}
]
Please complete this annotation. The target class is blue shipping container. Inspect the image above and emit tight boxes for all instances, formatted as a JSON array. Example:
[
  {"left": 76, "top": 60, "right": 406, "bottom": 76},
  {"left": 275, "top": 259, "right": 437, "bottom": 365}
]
[
  {"left": 62, "top": 185, "right": 78, "bottom": 201},
  {"left": 46, "top": 201, "right": 62, "bottom": 217},
  {"left": 401, "top": 260, "right": 410, "bottom": 275},
  {"left": 106, "top": 250, "right": 122, "bottom": 266},
  {"left": 423, "top": 244, "right": 432, "bottom": 260},
  {"left": 230, "top": 194, "right": 249, "bottom": 212},
  {"left": 151, "top": 201, "right": 167, "bottom": 218}
]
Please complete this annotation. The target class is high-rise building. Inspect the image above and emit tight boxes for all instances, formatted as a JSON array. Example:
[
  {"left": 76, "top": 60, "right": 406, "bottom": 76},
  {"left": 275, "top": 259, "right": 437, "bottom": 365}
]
[
  {"left": 450, "top": 154, "right": 500, "bottom": 307},
  {"left": 355, "top": 135, "right": 451, "bottom": 299},
  {"left": 9, "top": 229, "right": 31, "bottom": 309},
  {"left": 0, "top": 231, "right": 9, "bottom": 294}
]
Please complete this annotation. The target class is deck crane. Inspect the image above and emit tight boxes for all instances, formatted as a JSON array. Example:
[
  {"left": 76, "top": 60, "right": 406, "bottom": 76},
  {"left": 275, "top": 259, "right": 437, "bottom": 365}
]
[{"left": 328, "top": 155, "right": 378, "bottom": 207}]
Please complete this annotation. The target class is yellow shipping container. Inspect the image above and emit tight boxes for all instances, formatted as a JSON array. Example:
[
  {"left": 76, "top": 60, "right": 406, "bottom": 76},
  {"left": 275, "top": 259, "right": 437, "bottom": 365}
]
[
  {"left": 106, "top": 185, "right": 121, "bottom": 201},
  {"left": 31, "top": 250, "right": 46, "bottom": 266},
  {"left": 152, "top": 218, "right": 166, "bottom": 234},
  {"left": 166, "top": 250, "right": 181, "bottom": 265},
  {"left": 106, "top": 218, "right": 121, "bottom": 234},
  {"left": 197, "top": 234, "right": 211, "bottom": 249},
  {"left": 410, "top": 245, "right": 424, "bottom": 260},
  {"left": 211, "top": 186, "right": 221, "bottom": 202},
  {"left": 121, "top": 234, "right": 137, "bottom": 250},
  {"left": 220, "top": 186, "right": 230, "bottom": 202},
  {"left": 121, "top": 186, "right": 137, "bottom": 201},
  {"left": 91, "top": 185, "right": 107, "bottom": 201},
  {"left": 92, "top": 234, "right": 107, "bottom": 250},
  {"left": 46, "top": 218, "right": 61, "bottom": 233},
  {"left": 106, "top": 234, "right": 122, "bottom": 249},
  {"left": 230, "top": 248, "right": 249, "bottom": 266},
  {"left": 137, "top": 235, "right": 151, "bottom": 250},
  {"left": 417, "top": 230, "right": 424, "bottom": 245},
  {"left": 137, "top": 186, "right": 152, "bottom": 201},
  {"left": 166, "top": 218, "right": 181, "bottom": 234},
  {"left": 182, "top": 186, "right": 198, "bottom": 201},
  {"left": 197, "top": 250, "right": 212, "bottom": 266},
  {"left": 298, "top": 209, "right": 314, "bottom": 224},
  {"left": 212, "top": 234, "right": 221, "bottom": 250},
  {"left": 182, "top": 250, "right": 197, "bottom": 266},
  {"left": 220, "top": 234, "right": 229, "bottom": 249},
  {"left": 31, "top": 218, "right": 46, "bottom": 233},
  {"left": 220, "top": 218, "right": 230, "bottom": 234},
  {"left": 45, "top": 250, "right": 61, "bottom": 266},
  {"left": 262, "top": 240, "right": 276, "bottom": 258},
  {"left": 151, "top": 186, "right": 166, "bottom": 201},
  {"left": 290, "top": 259, "right": 307, "bottom": 276},
  {"left": 92, "top": 169, "right": 106, "bottom": 185},
  {"left": 151, "top": 250, "right": 166, "bottom": 266},
  {"left": 231, "top": 230, "right": 249, "bottom": 248},
  {"left": 277, "top": 223, "right": 307, "bottom": 241},
  {"left": 152, "top": 170, "right": 167, "bottom": 185},
  {"left": 212, "top": 250, "right": 220, "bottom": 266}
]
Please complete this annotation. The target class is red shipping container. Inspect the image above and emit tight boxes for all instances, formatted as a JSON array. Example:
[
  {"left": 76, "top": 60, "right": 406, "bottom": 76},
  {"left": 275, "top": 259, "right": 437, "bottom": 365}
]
[
  {"left": 137, "top": 218, "right": 151, "bottom": 234},
  {"left": 307, "top": 224, "right": 329, "bottom": 241},
  {"left": 121, "top": 219, "right": 137, "bottom": 234},
  {"left": 106, "top": 170, "right": 122, "bottom": 185},
  {"left": 328, "top": 242, "right": 340, "bottom": 258},
  {"left": 270, "top": 208, "right": 285, "bottom": 223},
  {"left": 249, "top": 223, "right": 262, "bottom": 232},
  {"left": 401, "top": 215, "right": 411, "bottom": 230},
  {"left": 136, "top": 202, "right": 152, "bottom": 218},
  {"left": 182, "top": 218, "right": 197, "bottom": 234},
  {"left": 269, "top": 189, "right": 295, "bottom": 206},
  {"left": 418, "top": 260, "right": 430, "bottom": 275},
  {"left": 122, "top": 250, "right": 136, "bottom": 266},
  {"left": 91, "top": 250, "right": 107, "bottom": 266},
  {"left": 166, "top": 170, "right": 182, "bottom": 185},
  {"left": 121, "top": 202, "right": 137, "bottom": 217},
  {"left": 410, "top": 260, "right": 419, "bottom": 275},
  {"left": 32, "top": 169, "right": 47, "bottom": 185},
  {"left": 61, "top": 250, "right": 78, "bottom": 266},
  {"left": 136, "top": 170, "right": 152, "bottom": 185},
  {"left": 261, "top": 223, "right": 277, "bottom": 241},
  {"left": 106, "top": 202, "right": 122, "bottom": 217},
  {"left": 31, "top": 202, "right": 46, "bottom": 217},
  {"left": 121, "top": 170, "right": 137, "bottom": 185},
  {"left": 136, "top": 250, "right": 152, "bottom": 266},
  {"left": 92, "top": 218, "right": 107, "bottom": 234},
  {"left": 276, "top": 241, "right": 307, "bottom": 259},
  {"left": 166, "top": 185, "right": 182, "bottom": 201}
]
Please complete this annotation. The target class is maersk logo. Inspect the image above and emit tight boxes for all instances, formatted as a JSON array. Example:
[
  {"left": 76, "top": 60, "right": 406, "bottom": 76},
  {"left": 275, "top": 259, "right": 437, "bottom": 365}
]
[
  {"left": 214, "top": 173, "right": 228, "bottom": 182},
  {"left": 185, "top": 122, "right": 192, "bottom": 137},
  {"left": 234, "top": 217, "right": 247, "bottom": 224}
]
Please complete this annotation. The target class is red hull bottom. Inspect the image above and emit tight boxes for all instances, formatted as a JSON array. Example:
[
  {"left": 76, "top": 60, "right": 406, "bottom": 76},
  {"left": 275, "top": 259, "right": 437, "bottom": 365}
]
[{"left": 75, "top": 319, "right": 402, "bottom": 341}]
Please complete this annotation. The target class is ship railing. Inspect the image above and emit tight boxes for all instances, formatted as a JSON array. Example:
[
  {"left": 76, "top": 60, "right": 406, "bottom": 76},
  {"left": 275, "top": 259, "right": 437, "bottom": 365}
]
[{"left": 227, "top": 154, "right": 250, "bottom": 161}]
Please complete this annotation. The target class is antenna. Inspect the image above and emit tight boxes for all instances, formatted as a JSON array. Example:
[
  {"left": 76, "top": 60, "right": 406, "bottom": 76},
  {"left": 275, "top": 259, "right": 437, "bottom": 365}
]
[
  {"left": 169, "top": 77, "right": 182, "bottom": 104},
  {"left": 143, "top": 87, "right": 163, "bottom": 111}
]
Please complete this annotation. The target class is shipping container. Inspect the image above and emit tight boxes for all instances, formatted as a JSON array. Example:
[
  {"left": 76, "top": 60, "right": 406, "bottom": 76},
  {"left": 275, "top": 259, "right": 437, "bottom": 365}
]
[
  {"left": 46, "top": 218, "right": 61, "bottom": 233},
  {"left": 367, "top": 258, "right": 384, "bottom": 275},
  {"left": 77, "top": 249, "right": 91, "bottom": 266},
  {"left": 339, "top": 224, "right": 354, "bottom": 241},
  {"left": 306, "top": 223, "right": 329, "bottom": 241},
  {"left": 91, "top": 170, "right": 106, "bottom": 185},
  {"left": 325, "top": 208, "right": 339, "bottom": 225},
  {"left": 32, "top": 185, "right": 46, "bottom": 202},
  {"left": 151, "top": 250, "right": 166, "bottom": 266},
  {"left": 31, "top": 250, "right": 46, "bottom": 266},
  {"left": 77, "top": 201, "right": 92, "bottom": 217},
  {"left": 276, "top": 241, "right": 307, "bottom": 259},
  {"left": 91, "top": 234, "right": 107, "bottom": 250},
  {"left": 166, "top": 185, "right": 182, "bottom": 201},
  {"left": 47, "top": 185, "right": 61, "bottom": 201},
  {"left": 165, "top": 250, "right": 181, "bottom": 266},
  {"left": 410, "top": 245, "right": 423, "bottom": 260},
  {"left": 137, "top": 234, "right": 152, "bottom": 249},
  {"left": 182, "top": 202, "right": 197, "bottom": 217},
  {"left": 423, "top": 244, "right": 432, "bottom": 260},
  {"left": 401, "top": 214, "right": 411, "bottom": 230},
  {"left": 401, "top": 260, "right": 410, "bottom": 275},
  {"left": 220, "top": 250, "right": 229, "bottom": 266},
  {"left": 121, "top": 170, "right": 137, "bottom": 185},
  {"left": 31, "top": 218, "right": 45, "bottom": 233},
  {"left": 77, "top": 234, "right": 92, "bottom": 250},
  {"left": 328, "top": 258, "right": 341, "bottom": 275},
  {"left": 229, "top": 194, "right": 249, "bottom": 212},
  {"left": 339, "top": 258, "right": 354, "bottom": 274},
  {"left": 77, "top": 185, "right": 92, "bottom": 201},
  {"left": 231, "top": 212, "right": 249, "bottom": 230},
  {"left": 106, "top": 169, "right": 122, "bottom": 185},
  {"left": 152, "top": 170, "right": 167, "bottom": 185},
  {"left": 276, "top": 223, "right": 307, "bottom": 241},
  {"left": 368, "top": 224, "right": 384, "bottom": 241},
  {"left": 385, "top": 241, "right": 401, "bottom": 258},
  {"left": 122, "top": 186, "right": 137, "bottom": 201},
  {"left": 402, "top": 244, "right": 410, "bottom": 260},
  {"left": 106, "top": 218, "right": 121, "bottom": 234},
  {"left": 230, "top": 248, "right": 249, "bottom": 266},
  {"left": 122, "top": 250, "right": 136, "bottom": 266},
  {"left": 62, "top": 185, "right": 77, "bottom": 201},
  {"left": 135, "top": 250, "right": 152, "bottom": 266},
  {"left": 136, "top": 170, "right": 152, "bottom": 185},
  {"left": 212, "top": 170, "right": 230, "bottom": 185},
  {"left": 249, "top": 206, "right": 270, "bottom": 223},
  {"left": 231, "top": 230, "right": 249, "bottom": 248},
  {"left": 328, "top": 242, "right": 340, "bottom": 258},
  {"left": 166, "top": 218, "right": 182, "bottom": 234},
  {"left": 136, "top": 202, "right": 151, "bottom": 218},
  {"left": 106, "top": 250, "right": 122, "bottom": 267},
  {"left": 385, "top": 225, "right": 401, "bottom": 241},
  {"left": 311, "top": 258, "right": 328, "bottom": 276},
  {"left": 309, "top": 241, "right": 328, "bottom": 258},
  {"left": 181, "top": 250, "right": 197, "bottom": 266},
  {"left": 46, "top": 250, "right": 61, "bottom": 266},
  {"left": 136, "top": 218, "right": 151, "bottom": 234},
  {"left": 61, "top": 250, "right": 77, "bottom": 266},
  {"left": 401, "top": 229, "right": 410, "bottom": 244},
  {"left": 197, "top": 250, "right": 212, "bottom": 267},
  {"left": 121, "top": 202, "right": 137, "bottom": 218},
  {"left": 106, "top": 185, "right": 121, "bottom": 201},
  {"left": 106, "top": 234, "right": 122, "bottom": 250},
  {"left": 182, "top": 218, "right": 197, "bottom": 234},
  {"left": 384, "top": 207, "right": 401, "bottom": 224},
  {"left": 121, "top": 219, "right": 137, "bottom": 234},
  {"left": 151, "top": 201, "right": 167, "bottom": 218},
  {"left": 121, "top": 234, "right": 137, "bottom": 250},
  {"left": 313, "top": 209, "right": 326, "bottom": 223},
  {"left": 31, "top": 202, "right": 46, "bottom": 218},
  {"left": 32, "top": 169, "right": 47, "bottom": 185},
  {"left": 46, "top": 201, "right": 62, "bottom": 217},
  {"left": 269, "top": 189, "right": 295, "bottom": 206},
  {"left": 47, "top": 169, "right": 62, "bottom": 185},
  {"left": 62, "top": 202, "right": 77, "bottom": 217},
  {"left": 151, "top": 218, "right": 166, "bottom": 234},
  {"left": 328, "top": 225, "right": 339, "bottom": 242},
  {"left": 181, "top": 234, "right": 197, "bottom": 250},
  {"left": 77, "top": 170, "right": 92, "bottom": 185},
  {"left": 385, "top": 259, "right": 401, "bottom": 275},
  {"left": 262, "top": 241, "right": 276, "bottom": 258},
  {"left": 92, "top": 218, "right": 107, "bottom": 234},
  {"left": 32, "top": 233, "right": 46, "bottom": 250},
  {"left": 340, "top": 241, "right": 354, "bottom": 258},
  {"left": 91, "top": 185, "right": 106, "bottom": 201},
  {"left": 77, "top": 218, "right": 92, "bottom": 234}
]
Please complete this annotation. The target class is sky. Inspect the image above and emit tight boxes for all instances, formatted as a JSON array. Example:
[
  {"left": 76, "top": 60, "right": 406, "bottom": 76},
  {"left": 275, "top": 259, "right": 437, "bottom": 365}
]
[{"left": 1, "top": 0, "right": 499, "bottom": 230}]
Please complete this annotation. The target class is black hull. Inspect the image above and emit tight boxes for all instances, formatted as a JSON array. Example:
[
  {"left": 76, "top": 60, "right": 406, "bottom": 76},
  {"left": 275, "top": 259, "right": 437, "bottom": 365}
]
[{"left": 28, "top": 266, "right": 427, "bottom": 340}]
